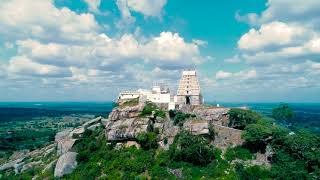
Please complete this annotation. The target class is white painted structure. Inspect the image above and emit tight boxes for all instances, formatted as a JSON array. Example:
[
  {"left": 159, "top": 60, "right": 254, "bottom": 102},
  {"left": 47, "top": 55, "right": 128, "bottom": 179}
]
[
  {"left": 117, "top": 70, "right": 203, "bottom": 110},
  {"left": 118, "top": 85, "right": 175, "bottom": 110}
]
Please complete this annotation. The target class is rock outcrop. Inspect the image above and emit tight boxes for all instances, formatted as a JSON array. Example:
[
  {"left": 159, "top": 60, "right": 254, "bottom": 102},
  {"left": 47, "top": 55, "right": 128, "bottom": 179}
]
[
  {"left": 211, "top": 124, "right": 244, "bottom": 150},
  {"left": 104, "top": 104, "right": 244, "bottom": 150},
  {"left": 192, "top": 106, "right": 230, "bottom": 126},
  {"left": 54, "top": 152, "right": 78, "bottom": 178},
  {"left": 105, "top": 104, "right": 150, "bottom": 141},
  {"left": 183, "top": 119, "right": 243, "bottom": 150},
  {"left": 108, "top": 104, "right": 144, "bottom": 121}
]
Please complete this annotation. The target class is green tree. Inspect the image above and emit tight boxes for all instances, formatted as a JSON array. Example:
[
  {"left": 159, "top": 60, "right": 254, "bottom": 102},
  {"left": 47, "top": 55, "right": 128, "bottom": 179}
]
[
  {"left": 242, "top": 124, "right": 272, "bottom": 153},
  {"left": 228, "top": 108, "right": 261, "bottom": 130},
  {"left": 272, "top": 103, "right": 294, "bottom": 125},
  {"left": 136, "top": 132, "right": 158, "bottom": 150},
  {"left": 169, "top": 131, "right": 220, "bottom": 166}
]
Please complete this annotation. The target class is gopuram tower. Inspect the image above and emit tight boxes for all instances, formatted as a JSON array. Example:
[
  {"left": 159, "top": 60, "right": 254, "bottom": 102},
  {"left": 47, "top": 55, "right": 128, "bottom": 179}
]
[{"left": 176, "top": 70, "right": 203, "bottom": 106}]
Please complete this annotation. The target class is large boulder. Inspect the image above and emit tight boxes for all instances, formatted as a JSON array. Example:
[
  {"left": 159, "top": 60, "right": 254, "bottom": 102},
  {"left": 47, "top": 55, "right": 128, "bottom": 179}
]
[
  {"left": 55, "top": 129, "right": 73, "bottom": 142},
  {"left": 57, "top": 139, "right": 77, "bottom": 156},
  {"left": 0, "top": 158, "right": 24, "bottom": 171},
  {"left": 82, "top": 116, "right": 102, "bottom": 129},
  {"left": 211, "top": 124, "right": 244, "bottom": 150},
  {"left": 54, "top": 152, "right": 78, "bottom": 178},
  {"left": 108, "top": 104, "right": 144, "bottom": 121},
  {"left": 192, "top": 106, "right": 230, "bottom": 126},
  {"left": 183, "top": 120, "right": 209, "bottom": 135},
  {"left": 105, "top": 118, "right": 149, "bottom": 141}
]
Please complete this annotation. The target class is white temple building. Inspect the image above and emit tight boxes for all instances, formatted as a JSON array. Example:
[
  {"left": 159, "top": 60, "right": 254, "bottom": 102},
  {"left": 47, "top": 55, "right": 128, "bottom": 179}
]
[{"left": 117, "top": 70, "right": 203, "bottom": 110}]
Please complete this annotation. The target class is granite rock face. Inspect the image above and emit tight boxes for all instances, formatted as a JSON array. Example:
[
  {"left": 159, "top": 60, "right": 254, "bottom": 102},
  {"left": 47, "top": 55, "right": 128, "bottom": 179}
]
[
  {"left": 54, "top": 152, "right": 78, "bottom": 178},
  {"left": 108, "top": 104, "right": 144, "bottom": 121},
  {"left": 57, "top": 139, "right": 77, "bottom": 156},
  {"left": 183, "top": 120, "right": 209, "bottom": 135},
  {"left": 211, "top": 124, "right": 244, "bottom": 150},
  {"left": 192, "top": 106, "right": 230, "bottom": 126},
  {"left": 105, "top": 118, "right": 149, "bottom": 141},
  {"left": 82, "top": 116, "right": 102, "bottom": 129},
  {"left": 105, "top": 104, "right": 150, "bottom": 141}
]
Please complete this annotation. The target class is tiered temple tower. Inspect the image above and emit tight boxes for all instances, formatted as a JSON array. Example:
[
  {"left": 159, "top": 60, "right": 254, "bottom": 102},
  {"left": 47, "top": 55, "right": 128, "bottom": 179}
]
[{"left": 176, "top": 70, "right": 203, "bottom": 106}]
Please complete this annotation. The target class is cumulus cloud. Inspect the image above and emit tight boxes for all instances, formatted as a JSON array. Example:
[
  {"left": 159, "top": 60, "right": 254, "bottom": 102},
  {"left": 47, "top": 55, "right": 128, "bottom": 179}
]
[
  {"left": 7, "top": 56, "right": 72, "bottom": 78},
  {"left": 236, "top": 0, "right": 320, "bottom": 27},
  {"left": 238, "top": 21, "right": 307, "bottom": 51},
  {"left": 0, "top": 0, "right": 99, "bottom": 43},
  {"left": 116, "top": 0, "right": 167, "bottom": 27},
  {"left": 224, "top": 0, "right": 320, "bottom": 94},
  {"left": 15, "top": 32, "right": 204, "bottom": 69},
  {"left": 120, "top": 0, "right": 167, "bottom": 18},
  {"left": 84, "top": 0, "right": 101, "bottom": 13}
]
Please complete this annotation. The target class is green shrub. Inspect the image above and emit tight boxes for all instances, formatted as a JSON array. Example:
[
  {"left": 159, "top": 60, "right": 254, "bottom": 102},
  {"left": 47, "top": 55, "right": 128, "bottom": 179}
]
[
  {"left": 228, "top": 108, "right": 261, "bottom": 130},
  {"left": 140, "top": 102, "right": 166, "bottom": 119},
  {"left": 224, "top": 146, "right": 253, "bottom": 161},
  {"left": 235, "top": 163, "right": 270, "bottom": 180},
  {"left": 120, "top": 98, "right": 139, "bottom": 108},
  {"left": 169, "top": 131, "right": 220, "bottom": 166},
  {"left": 136, "top": 132, "right": 158, "bottom": 150}
]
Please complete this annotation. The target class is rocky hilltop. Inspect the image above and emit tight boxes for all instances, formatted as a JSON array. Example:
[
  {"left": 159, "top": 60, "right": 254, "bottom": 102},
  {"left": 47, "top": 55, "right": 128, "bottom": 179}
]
[
  {"left": 105, "top": 102, "right": 243, "bottom": 151},
  {"left": 0, "top": 101, "right": 271, "bottom": 179}
]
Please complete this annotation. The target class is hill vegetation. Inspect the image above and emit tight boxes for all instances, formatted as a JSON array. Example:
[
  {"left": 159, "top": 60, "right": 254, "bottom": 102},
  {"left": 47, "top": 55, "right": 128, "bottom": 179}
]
[{"left": 64, "top": 105, "right": 320, "bottom": 179}]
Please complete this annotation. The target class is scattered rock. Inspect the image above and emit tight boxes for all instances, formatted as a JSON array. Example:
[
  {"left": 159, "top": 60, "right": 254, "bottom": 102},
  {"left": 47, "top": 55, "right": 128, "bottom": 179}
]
[
  {"left": 125, "top": 141, "right": 140, "bottom": 149},
  {"left": 54, "top": 152, "right": 78, "bottom": 178},
  {"left": 0, "top": 158, "right": 24, "bottom": 171},
  {"left": 55, "top": 129, "right": 73, "bottom": 142},
  {"left": 87, "top": 123, "right": 101, "bottom": 131},
  {"left": 167, "top": 168, "right": 183, "bottom": 179},
  {"left": 82, "top": 116, "right": 102, "bottom": 129},
  {"left": 42, "top": 159, "right": 57, "bottom": 173},
  {"left": 57, "top": 139, "right": 77, "bottom": 156},
  {"left": 21, "top": 161, "right": 42, "bottom": 172}
]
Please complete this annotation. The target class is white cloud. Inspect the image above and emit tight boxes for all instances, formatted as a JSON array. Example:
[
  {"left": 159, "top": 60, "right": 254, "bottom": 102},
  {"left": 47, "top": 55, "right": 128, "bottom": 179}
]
[
  {"left": 216, "top": 69, "right": 257, "bottom": 80},
  {"left": 238, "top": 21, "right": 306, "bottom": 51},
  {"left": 15, "top": 32, "right": 203, "bottom": 69},
  {"left": 215, "top": 71, "right": 233, "bottom": 80},
  {"left": 84, "top": 0, "right": 101, "bottom": 13},
  {"left": 126, "top": 0, "right": 167, "bottom": 17},
  {"left": 116, "top": 0, "right": 167, "bottom": 27},
  {"left": 0, "top": 0, "right": 99, "bottom": 43},
  {"left": 7, "top": 56, "right": 72, "bottom": 77},
  {"left": 237, "top": 0, "right": 320, "bottom": 27},
  {"left": 224, "top": 55, "right": 241, "bottom": 63}
]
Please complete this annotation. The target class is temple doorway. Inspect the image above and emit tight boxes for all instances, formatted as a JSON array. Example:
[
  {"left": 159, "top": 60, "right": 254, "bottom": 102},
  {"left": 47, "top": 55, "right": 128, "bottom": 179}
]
[{"left": 185, "top": 96, "right": 191, "bottom": 105}]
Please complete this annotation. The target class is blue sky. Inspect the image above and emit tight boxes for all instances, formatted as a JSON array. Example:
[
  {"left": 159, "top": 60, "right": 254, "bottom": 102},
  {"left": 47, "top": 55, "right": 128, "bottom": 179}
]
[{"left": 0, "top": 0, "right": 319, "bottom": 102}]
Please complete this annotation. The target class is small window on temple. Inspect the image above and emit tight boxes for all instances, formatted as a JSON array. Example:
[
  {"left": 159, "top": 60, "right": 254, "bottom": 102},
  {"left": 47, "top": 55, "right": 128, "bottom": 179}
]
[{"left": 187, "top": 91, "right": 189, "bottom": 94}]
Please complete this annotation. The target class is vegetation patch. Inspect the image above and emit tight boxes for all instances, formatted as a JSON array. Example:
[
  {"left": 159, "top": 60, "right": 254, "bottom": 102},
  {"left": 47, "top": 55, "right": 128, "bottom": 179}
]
[
  {"left": 169, "top": 110, "right": 196, "bottom": 127},
  {"left": 169, "top": 130, "right": 221, "bottom": 166},
  {"left": 224, "top": 146, "right": 254, "bottom": 161},
  {"left": 228, "top": 108, "right": 262, "bottom": 130},
  {"left": 136, "top": 132, "right": 158, "bottom": 150},
  {"left": 119, "top": 98, "right": 139, "bottom": 108},
  {"left": 139, "top": 102, "right": 166, "bottom": 118}
]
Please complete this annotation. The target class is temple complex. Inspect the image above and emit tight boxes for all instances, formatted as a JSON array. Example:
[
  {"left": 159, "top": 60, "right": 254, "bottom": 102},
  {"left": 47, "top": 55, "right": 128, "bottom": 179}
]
[{"left": 117, "top": 70, "right": 203, "bottom": 110}]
